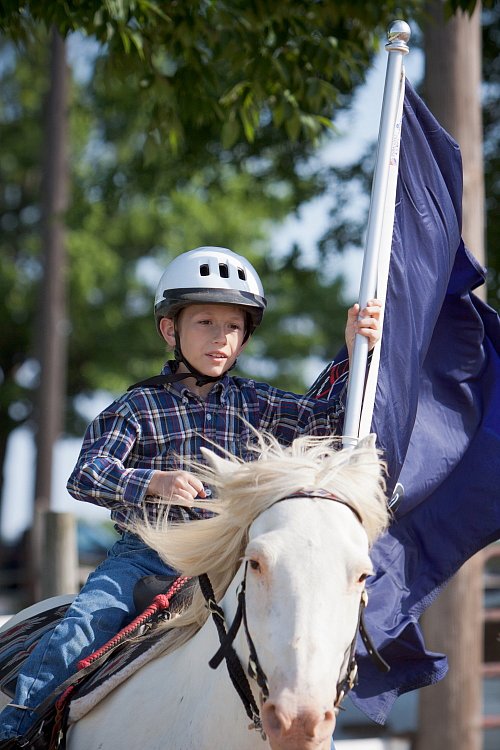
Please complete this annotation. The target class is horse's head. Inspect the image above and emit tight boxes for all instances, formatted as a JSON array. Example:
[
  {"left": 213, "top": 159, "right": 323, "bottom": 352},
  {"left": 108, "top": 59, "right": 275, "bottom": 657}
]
[
  {"left": 243, "top": 492, "right": 372, "bottom": 748},
  {"left": 202, "top": 433, "right": 388, "bottom": 750}
]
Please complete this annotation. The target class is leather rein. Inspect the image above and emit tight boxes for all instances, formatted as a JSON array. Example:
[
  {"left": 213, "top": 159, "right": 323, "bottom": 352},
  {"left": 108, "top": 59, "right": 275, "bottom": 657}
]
[{"left": 199, "top": 489, "right": 390, "bottom": 740}]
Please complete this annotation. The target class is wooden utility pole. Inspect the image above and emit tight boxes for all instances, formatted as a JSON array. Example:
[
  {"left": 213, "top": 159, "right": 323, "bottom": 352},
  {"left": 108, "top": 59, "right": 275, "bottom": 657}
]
[
  {"left": 422, "top": 1, "right": 485, "bottom": 275},
  {"left": 31, "top": 28, "right": 71, "bottom": 600},
  {"left": 416, "top": 3, "right": 485, "bottom": 750}
]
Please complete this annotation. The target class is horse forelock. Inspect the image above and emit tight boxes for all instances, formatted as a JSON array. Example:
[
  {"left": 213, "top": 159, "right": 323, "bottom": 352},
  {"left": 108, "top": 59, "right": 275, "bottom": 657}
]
[{"left": 199, "top": 432, "right": 389, "bottom": 545}]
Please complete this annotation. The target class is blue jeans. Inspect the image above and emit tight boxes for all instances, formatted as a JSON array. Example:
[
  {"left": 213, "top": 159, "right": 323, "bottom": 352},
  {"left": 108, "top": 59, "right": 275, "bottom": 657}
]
[{"left": 0, "top": 532, "right": 176, "bottom": 739}]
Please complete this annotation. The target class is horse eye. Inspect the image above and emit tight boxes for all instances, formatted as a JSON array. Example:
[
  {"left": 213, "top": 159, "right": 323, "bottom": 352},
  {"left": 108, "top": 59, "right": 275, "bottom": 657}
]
[{"left": 249, "top": 559, "right": 261, "bottom": 572}]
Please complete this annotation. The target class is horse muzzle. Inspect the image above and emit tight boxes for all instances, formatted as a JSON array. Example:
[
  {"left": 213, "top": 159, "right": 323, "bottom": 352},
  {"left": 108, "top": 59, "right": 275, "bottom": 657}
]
[{"left": 261, "top": 700, "right": 336, "bottom": 750}]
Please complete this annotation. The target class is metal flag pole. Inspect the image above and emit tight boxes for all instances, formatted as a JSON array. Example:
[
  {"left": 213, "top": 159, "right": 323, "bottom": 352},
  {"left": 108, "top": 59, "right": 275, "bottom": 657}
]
[{"left": 342, "top": 20, "right": 411, "bottom": 449}]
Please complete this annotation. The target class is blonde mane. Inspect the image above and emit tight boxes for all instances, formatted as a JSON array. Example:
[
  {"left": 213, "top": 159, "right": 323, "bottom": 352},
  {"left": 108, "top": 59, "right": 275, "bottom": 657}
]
[{"left": 131, "top": 433, "right": 389, "bottom": 655}]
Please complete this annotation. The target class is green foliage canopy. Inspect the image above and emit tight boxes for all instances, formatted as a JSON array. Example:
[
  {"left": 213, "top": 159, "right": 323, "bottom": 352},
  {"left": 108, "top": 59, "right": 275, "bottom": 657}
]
[{"left": 0, "top": 0, "right": 481, "bottom": 150}]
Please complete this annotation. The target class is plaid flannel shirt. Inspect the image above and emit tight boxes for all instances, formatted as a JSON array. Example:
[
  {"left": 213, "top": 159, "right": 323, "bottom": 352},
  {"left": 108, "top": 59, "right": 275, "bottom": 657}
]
[{"left": 67, "top": 361, "right": 347, "bottom": 530}]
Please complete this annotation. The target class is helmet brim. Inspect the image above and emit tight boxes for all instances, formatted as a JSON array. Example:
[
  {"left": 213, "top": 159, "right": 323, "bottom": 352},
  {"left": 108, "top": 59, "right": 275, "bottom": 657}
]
[{"left": 155, "top": 287, "right": 266, "bottom": 322}]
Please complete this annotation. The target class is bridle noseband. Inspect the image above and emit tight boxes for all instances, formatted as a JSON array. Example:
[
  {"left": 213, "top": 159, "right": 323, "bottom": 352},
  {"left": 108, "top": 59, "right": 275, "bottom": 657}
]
[{"left": 199, "top": 489, "right": 390, "bottom": 740}]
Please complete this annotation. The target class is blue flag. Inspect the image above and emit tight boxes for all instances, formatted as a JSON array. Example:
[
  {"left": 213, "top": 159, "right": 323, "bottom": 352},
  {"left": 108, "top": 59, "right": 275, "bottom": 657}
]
[{"left": 308, "top": 81, "right": 500, "bottom": 722}]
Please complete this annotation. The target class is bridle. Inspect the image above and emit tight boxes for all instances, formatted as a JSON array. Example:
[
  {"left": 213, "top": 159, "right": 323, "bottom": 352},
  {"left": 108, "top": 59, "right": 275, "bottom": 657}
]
[{"left": 199, "top": 489, "right": 390, "bottom": 741}]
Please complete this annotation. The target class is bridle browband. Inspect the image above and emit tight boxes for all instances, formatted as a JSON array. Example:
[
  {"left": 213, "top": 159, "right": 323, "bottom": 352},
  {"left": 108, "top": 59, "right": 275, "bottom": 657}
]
[{"left": 199, "top": 489, "right": 390, "bottom": 740}]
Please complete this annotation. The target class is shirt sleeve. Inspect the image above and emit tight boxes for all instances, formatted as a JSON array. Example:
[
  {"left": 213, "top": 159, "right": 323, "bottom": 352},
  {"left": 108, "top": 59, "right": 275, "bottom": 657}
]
[
  {"left": 253, "top": 381, "right": 345, "bottom": 444},
  {"left": 306, "top": 348, "right": 350, "bottom": 401},
  {"left": 306, "top": 349, "right": 374, "bottom": 401},
  {"left": 66, "top": 405, "right": 155, "bottom": 510}
]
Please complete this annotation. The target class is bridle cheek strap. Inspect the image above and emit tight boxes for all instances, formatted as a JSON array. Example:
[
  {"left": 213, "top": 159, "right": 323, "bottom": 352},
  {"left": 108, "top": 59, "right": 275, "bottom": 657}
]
[
  {"left": 333, "top": 589, "right": 390, "bottom": 711},
  {"left": 200, "top": 572, "right": 266, "bottom": 740},
  {"left": 359, "top": 593, "right": 390, "bottom": 674},
  {"left": 240, "top": 567, "right": 270, "bottom": 702}
]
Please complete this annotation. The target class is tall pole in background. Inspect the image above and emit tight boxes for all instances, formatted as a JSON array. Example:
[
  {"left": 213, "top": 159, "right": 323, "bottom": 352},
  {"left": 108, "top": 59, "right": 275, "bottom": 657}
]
[
  {"left": 31, "top": 27, "right": 74, "bottom": 600},
  {"left": 415, "top": 3, "right": 484, "bottom": 749},
  {"left": 35, "top": 27, "right": 69, "bottom": 513}
]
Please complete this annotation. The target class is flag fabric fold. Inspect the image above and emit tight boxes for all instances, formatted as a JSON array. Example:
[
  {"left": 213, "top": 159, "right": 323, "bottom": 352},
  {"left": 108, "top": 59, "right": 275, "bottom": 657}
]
[{"left": 308, "top": 80, "right": 500, "bottom": 723}]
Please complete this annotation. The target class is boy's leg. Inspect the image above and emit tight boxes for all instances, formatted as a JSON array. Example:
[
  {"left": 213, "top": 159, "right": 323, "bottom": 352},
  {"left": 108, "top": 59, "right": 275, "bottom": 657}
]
[{"left": 0, "top": 532, "right": 176, "bottom": 740}]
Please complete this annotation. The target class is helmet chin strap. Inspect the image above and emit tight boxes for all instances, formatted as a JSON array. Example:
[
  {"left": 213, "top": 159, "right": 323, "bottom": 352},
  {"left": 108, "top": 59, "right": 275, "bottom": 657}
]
[
  {"left": 173, "top": 348, "right": 234, "bottom": 387},
  {"left": 173, "top": 328, "right": 237, "bottom": 387}
]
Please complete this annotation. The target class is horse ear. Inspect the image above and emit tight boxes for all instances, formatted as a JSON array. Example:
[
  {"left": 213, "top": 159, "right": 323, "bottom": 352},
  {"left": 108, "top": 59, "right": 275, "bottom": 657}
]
[
  {"left": 200, "top": 447, "right": 234, "bottom": 475},
  {"left": 352, "top": 433, "right": 379, "bottom": 461},
  {"left": 357, "top": 433, "right": 377, "bottom": 451}
]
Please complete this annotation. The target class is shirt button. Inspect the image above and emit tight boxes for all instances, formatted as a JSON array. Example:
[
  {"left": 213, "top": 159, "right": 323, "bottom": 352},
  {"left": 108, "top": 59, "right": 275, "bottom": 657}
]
[{"left": 206, "top": 413, "right": 212, "bottom": 421}]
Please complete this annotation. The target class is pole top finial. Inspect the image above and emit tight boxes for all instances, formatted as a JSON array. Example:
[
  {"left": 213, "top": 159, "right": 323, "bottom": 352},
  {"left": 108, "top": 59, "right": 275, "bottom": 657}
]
[{"left": 386, "top": 20, "right": 411, "bottom": 53}]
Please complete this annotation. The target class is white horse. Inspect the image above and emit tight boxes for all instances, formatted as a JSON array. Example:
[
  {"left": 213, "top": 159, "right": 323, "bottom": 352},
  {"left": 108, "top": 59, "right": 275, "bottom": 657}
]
[{"left": 17, "top": 434, "right": 390, "bottom": 750}]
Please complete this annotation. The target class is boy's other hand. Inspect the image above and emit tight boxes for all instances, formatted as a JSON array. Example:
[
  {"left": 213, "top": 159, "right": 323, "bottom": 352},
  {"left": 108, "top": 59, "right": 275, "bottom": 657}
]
[{"left": 147, "top": 470, "right": 207, "bottom": 503}]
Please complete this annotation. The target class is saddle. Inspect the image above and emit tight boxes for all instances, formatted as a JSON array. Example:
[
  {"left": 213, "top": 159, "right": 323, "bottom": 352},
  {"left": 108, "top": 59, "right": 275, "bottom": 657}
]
[{"left": 0, "top": 575, "right": 192, "bottom": 749}]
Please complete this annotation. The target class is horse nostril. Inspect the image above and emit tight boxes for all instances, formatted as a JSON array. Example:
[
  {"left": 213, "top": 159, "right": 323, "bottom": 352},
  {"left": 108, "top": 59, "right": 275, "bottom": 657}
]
[
  {"left": 324, "top": 708, "right": 335, "bottom": 726},
  {"left": 300, "top": 708, "right": 335, "bottom": 737},
  {"left": 261, "top": 701, "right": 292, "bottom": 734}
]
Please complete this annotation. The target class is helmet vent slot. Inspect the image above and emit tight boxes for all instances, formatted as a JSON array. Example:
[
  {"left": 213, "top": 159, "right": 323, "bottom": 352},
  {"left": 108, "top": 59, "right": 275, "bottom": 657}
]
[
  {"left": 199, "top": 263, "right": 210, "bottom": 276},
  {"left": 237, "top": 268, "right": 246, "bottom": 281},
  {"left": 219, "top": 263, "right": 229, "bottom": 278}
]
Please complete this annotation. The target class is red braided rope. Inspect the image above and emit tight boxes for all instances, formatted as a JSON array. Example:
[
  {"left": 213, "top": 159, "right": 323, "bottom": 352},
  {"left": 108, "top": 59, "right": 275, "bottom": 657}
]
[{"left": 77, "top": 575, "right": 192, "bottom": 670}]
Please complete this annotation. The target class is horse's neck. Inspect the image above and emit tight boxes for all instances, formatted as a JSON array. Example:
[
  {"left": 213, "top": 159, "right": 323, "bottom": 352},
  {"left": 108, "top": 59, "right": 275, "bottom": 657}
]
[
  {"left": 71, "top": 567, "right": 258, "bottom": 750},
  {"left": 139, "top": 568, "right": 255, "bottom": 748}
]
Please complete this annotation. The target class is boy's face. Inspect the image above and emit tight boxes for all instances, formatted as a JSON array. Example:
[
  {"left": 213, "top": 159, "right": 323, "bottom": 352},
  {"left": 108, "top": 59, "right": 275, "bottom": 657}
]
[{"left": 160, "top": 303, "right": 247, "bottom": 378}]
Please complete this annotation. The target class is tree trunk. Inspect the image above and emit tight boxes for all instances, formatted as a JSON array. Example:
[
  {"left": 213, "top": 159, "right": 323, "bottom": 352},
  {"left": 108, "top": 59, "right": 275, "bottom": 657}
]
[
  {"left": 30, "top": 27, "right": 70, "bottom": 600},
  {"left": 422, "top": 0, "right": 485, "bottom": 274},
  {"left": 415, "top": 3, "right": 484, "bottom": 750}
]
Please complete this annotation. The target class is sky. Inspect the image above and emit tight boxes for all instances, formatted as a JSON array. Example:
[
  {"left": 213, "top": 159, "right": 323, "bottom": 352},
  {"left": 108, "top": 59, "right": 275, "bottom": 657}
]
[{"left": 0, "top": 35, "right": 424, "bottom": 543}]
